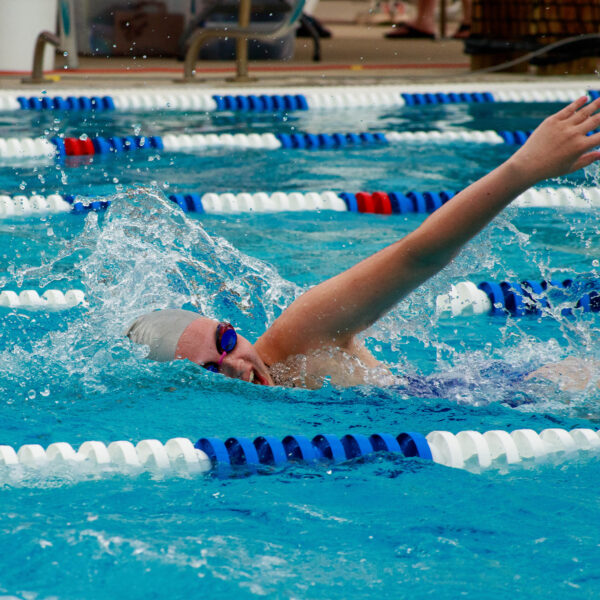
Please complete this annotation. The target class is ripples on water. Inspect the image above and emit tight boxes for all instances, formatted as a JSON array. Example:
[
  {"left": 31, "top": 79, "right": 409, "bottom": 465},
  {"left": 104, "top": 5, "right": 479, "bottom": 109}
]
[{"left": 0, "top": 103, "right": 600, "bottom": 598}]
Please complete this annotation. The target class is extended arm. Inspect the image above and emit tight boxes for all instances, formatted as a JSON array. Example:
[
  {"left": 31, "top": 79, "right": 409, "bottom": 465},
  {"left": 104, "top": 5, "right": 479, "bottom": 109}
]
[{"left": 256, "top": 97, "right": 600, "bottom": 364}]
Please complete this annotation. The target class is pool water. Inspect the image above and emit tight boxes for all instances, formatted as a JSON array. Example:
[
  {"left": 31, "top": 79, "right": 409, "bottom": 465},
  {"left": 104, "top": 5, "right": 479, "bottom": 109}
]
[{"left": 1, "top": 100, "right": 600, "bottom": 599}]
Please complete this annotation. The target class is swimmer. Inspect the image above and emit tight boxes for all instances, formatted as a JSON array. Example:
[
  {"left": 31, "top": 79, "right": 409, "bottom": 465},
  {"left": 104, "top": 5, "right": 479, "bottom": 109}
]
[{"left": 126, "top": 97, "right": 600, "bottom": 389}]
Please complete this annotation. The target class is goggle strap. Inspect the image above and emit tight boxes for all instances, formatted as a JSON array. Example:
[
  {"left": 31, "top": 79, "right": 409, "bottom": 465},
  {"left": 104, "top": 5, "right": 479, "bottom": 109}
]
[{"left": 217, "top": 351, "right": 227, "bottom": 367}]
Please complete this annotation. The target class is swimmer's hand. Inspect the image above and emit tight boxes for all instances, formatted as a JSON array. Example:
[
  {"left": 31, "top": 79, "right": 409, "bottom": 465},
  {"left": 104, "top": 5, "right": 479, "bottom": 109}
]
[{"left": 509, "top": 96, "right": 600, "bottom": 185}]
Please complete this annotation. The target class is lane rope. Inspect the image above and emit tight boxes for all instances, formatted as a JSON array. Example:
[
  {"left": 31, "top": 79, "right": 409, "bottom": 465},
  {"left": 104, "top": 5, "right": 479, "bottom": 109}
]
[
  {"left": 2, "top": 427, "right": 598, "bottom": 483},
  {"left": 436, "top": 279, "right": 600, "bottom": 317},
  {"left": 3, "top": 279, "right": 595, "bottom": 316},
  {"left": 0, "top": 128, "right": 536, "bottom": 160},
  {"left": 0, "top": 83, "right": 597, "bottom": 112},
  {"left": 0, "top": 289, "right": 86, "bottom": 309},
  {"left": 1, "top": 187, "right": 596, "bottom": 218}
]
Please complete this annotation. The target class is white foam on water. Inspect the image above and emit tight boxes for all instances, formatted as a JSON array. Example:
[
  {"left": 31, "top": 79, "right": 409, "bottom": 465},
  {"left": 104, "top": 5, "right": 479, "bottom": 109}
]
[{"left": 0, "top": 187, "right": 299, "bottom": 394}]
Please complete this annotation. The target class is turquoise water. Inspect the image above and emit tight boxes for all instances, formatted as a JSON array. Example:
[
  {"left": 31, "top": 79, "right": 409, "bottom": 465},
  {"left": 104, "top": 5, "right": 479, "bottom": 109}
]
[{"left": 1, "top": 102, "right": 600, "bottom": 598}]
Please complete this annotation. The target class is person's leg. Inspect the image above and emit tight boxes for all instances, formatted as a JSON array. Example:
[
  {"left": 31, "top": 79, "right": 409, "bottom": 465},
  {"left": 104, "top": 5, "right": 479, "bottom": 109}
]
[
  {"left": 461, "top": 0, "right": 471, "bottom": 24},
  {"left": 296, "top": 0, "right": 332, "bottom": 39},
  {"left": 303, "top": 0, "right": 320, "bottom": 15},
  {"left": 452, "top": 0, "right": 471, "bottom": 38},
  {"left": 384, "top": 0, "right": 436, "bottom": 38},
  {"left": 411, "top": 0, "right": 437, "bottom": 33}
]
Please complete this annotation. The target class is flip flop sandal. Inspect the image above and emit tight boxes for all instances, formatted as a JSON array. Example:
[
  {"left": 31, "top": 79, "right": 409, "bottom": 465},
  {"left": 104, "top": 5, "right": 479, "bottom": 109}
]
[
  {"left": 452, "top": 23, "right": 471, "bottom": 39},
  {"left": 384, "top": 24, "right": 435, "bottom": 39}
]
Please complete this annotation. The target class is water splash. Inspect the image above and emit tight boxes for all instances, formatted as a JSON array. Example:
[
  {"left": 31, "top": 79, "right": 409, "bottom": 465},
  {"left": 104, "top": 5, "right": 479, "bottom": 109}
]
[
  {"left": 0, "top": 184, "right": 599, "bottom": 414},
  {"left": 0, "top": 187, "right": 298, "bottom": 395}
]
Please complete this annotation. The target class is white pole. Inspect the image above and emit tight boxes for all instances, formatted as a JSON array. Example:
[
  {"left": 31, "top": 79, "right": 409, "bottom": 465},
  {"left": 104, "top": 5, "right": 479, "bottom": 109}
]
[{"left": 58, "top": 0, "right": 79, "bottom": 68}]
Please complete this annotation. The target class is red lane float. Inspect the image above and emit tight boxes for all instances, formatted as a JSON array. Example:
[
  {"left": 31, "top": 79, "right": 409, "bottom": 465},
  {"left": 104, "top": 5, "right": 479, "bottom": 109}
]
[
  {"left": 63, "top": 137, "right": 96, "bottom": 156},
  {"left": 372, "top": 191, "right": 392, "bottom": 215},
  {"left": 355, "top": 192, "right": 375, "bottom": 213}
]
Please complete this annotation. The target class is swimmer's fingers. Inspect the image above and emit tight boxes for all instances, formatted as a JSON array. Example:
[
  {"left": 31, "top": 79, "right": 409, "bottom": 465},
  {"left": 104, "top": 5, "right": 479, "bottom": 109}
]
[
  {"left": 573, "top": 98, "right": 600, "bottom": 123},
  {"left": 574, "top": 97, "right": 600, "bottom": 127},
  {"left": 512, "top": 98, "right": 600, "bottom": 180},
  {"left": 571, "top": 149, "right": 600, "bottom": 172},
  {"left": 577, "top": 111, "right": 600, "bottom": 136},
  {"left": 555, "top": 96, "right": 589, "bottom": 120},
  {"left": 581, "top": 130, "right": 600, "bottom": 150}
]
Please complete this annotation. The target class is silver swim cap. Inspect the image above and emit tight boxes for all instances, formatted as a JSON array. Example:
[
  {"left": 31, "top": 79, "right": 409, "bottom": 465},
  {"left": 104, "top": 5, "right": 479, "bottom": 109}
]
[{"left": 124, "top": 309, "right": 200, "bottom": 362}]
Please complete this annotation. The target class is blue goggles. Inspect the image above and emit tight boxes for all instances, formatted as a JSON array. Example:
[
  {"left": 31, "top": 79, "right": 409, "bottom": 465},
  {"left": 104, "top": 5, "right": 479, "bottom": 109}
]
[{"left": 203, "top": 322, "right": 237, "bottom": 373}]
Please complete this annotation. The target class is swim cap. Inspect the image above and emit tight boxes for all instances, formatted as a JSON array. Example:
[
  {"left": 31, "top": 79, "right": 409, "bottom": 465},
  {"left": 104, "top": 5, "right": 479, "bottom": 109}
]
[{"left": 124, "top": 309, "right": 200, "bottom": 362}]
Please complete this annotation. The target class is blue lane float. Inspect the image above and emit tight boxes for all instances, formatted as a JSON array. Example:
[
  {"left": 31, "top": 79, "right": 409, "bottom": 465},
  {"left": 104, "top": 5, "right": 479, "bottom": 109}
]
[
  {"left": 212, "top": 93, "right": 309, "bottom": 112},
  {"left": 439, "top": 278, "right": 600, "bottom": 317},
  {"left": 275, "top": 131, "right": 388, "bottom": 149},
  {"left": 18, "top": 95, "right": 115, "bottom": 111},
  {"left": 498, "top": 130, "right": 533, "bottom": 144},
  {"left": 194, "top": 430, "right": 432, "bottom": 470},
  {"left": 401, "top": 92, "right": 495, "bottom": 105},
  {"left": 494, "top": 278, "right": 600, "bottom": 316}
]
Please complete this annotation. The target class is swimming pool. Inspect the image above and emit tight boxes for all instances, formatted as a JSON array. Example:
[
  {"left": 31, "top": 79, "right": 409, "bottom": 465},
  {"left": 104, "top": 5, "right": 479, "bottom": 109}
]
[{"left": 1, "top": 84, "right": 600, "bottom": 598}]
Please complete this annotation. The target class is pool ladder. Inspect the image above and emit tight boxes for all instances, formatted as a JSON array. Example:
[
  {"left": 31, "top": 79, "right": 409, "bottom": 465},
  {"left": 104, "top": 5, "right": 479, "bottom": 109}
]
[{"left": 21, "top": 31, "right": 62, "bottom": 85}]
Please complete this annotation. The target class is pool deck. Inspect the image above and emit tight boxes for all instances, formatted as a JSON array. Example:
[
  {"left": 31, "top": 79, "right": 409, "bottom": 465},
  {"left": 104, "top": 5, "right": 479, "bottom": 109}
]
[{"left": 0, "top": 9, "right": 591, "bottom": 92}]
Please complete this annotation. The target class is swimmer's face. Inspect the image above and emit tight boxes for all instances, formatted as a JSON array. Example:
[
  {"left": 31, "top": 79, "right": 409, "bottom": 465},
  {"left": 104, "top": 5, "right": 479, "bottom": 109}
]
[{"left": 175, "top": 317, "right": 274, "bottom": 386}]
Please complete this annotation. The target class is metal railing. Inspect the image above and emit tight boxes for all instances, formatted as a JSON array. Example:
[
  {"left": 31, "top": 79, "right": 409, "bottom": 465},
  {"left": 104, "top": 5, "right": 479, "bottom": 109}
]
[
  {"left": 177, "top": 0, "right": 306, "bottom": 83},
  {"left": 21, "top": 31, "right": 62, "bottom": 85}
]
